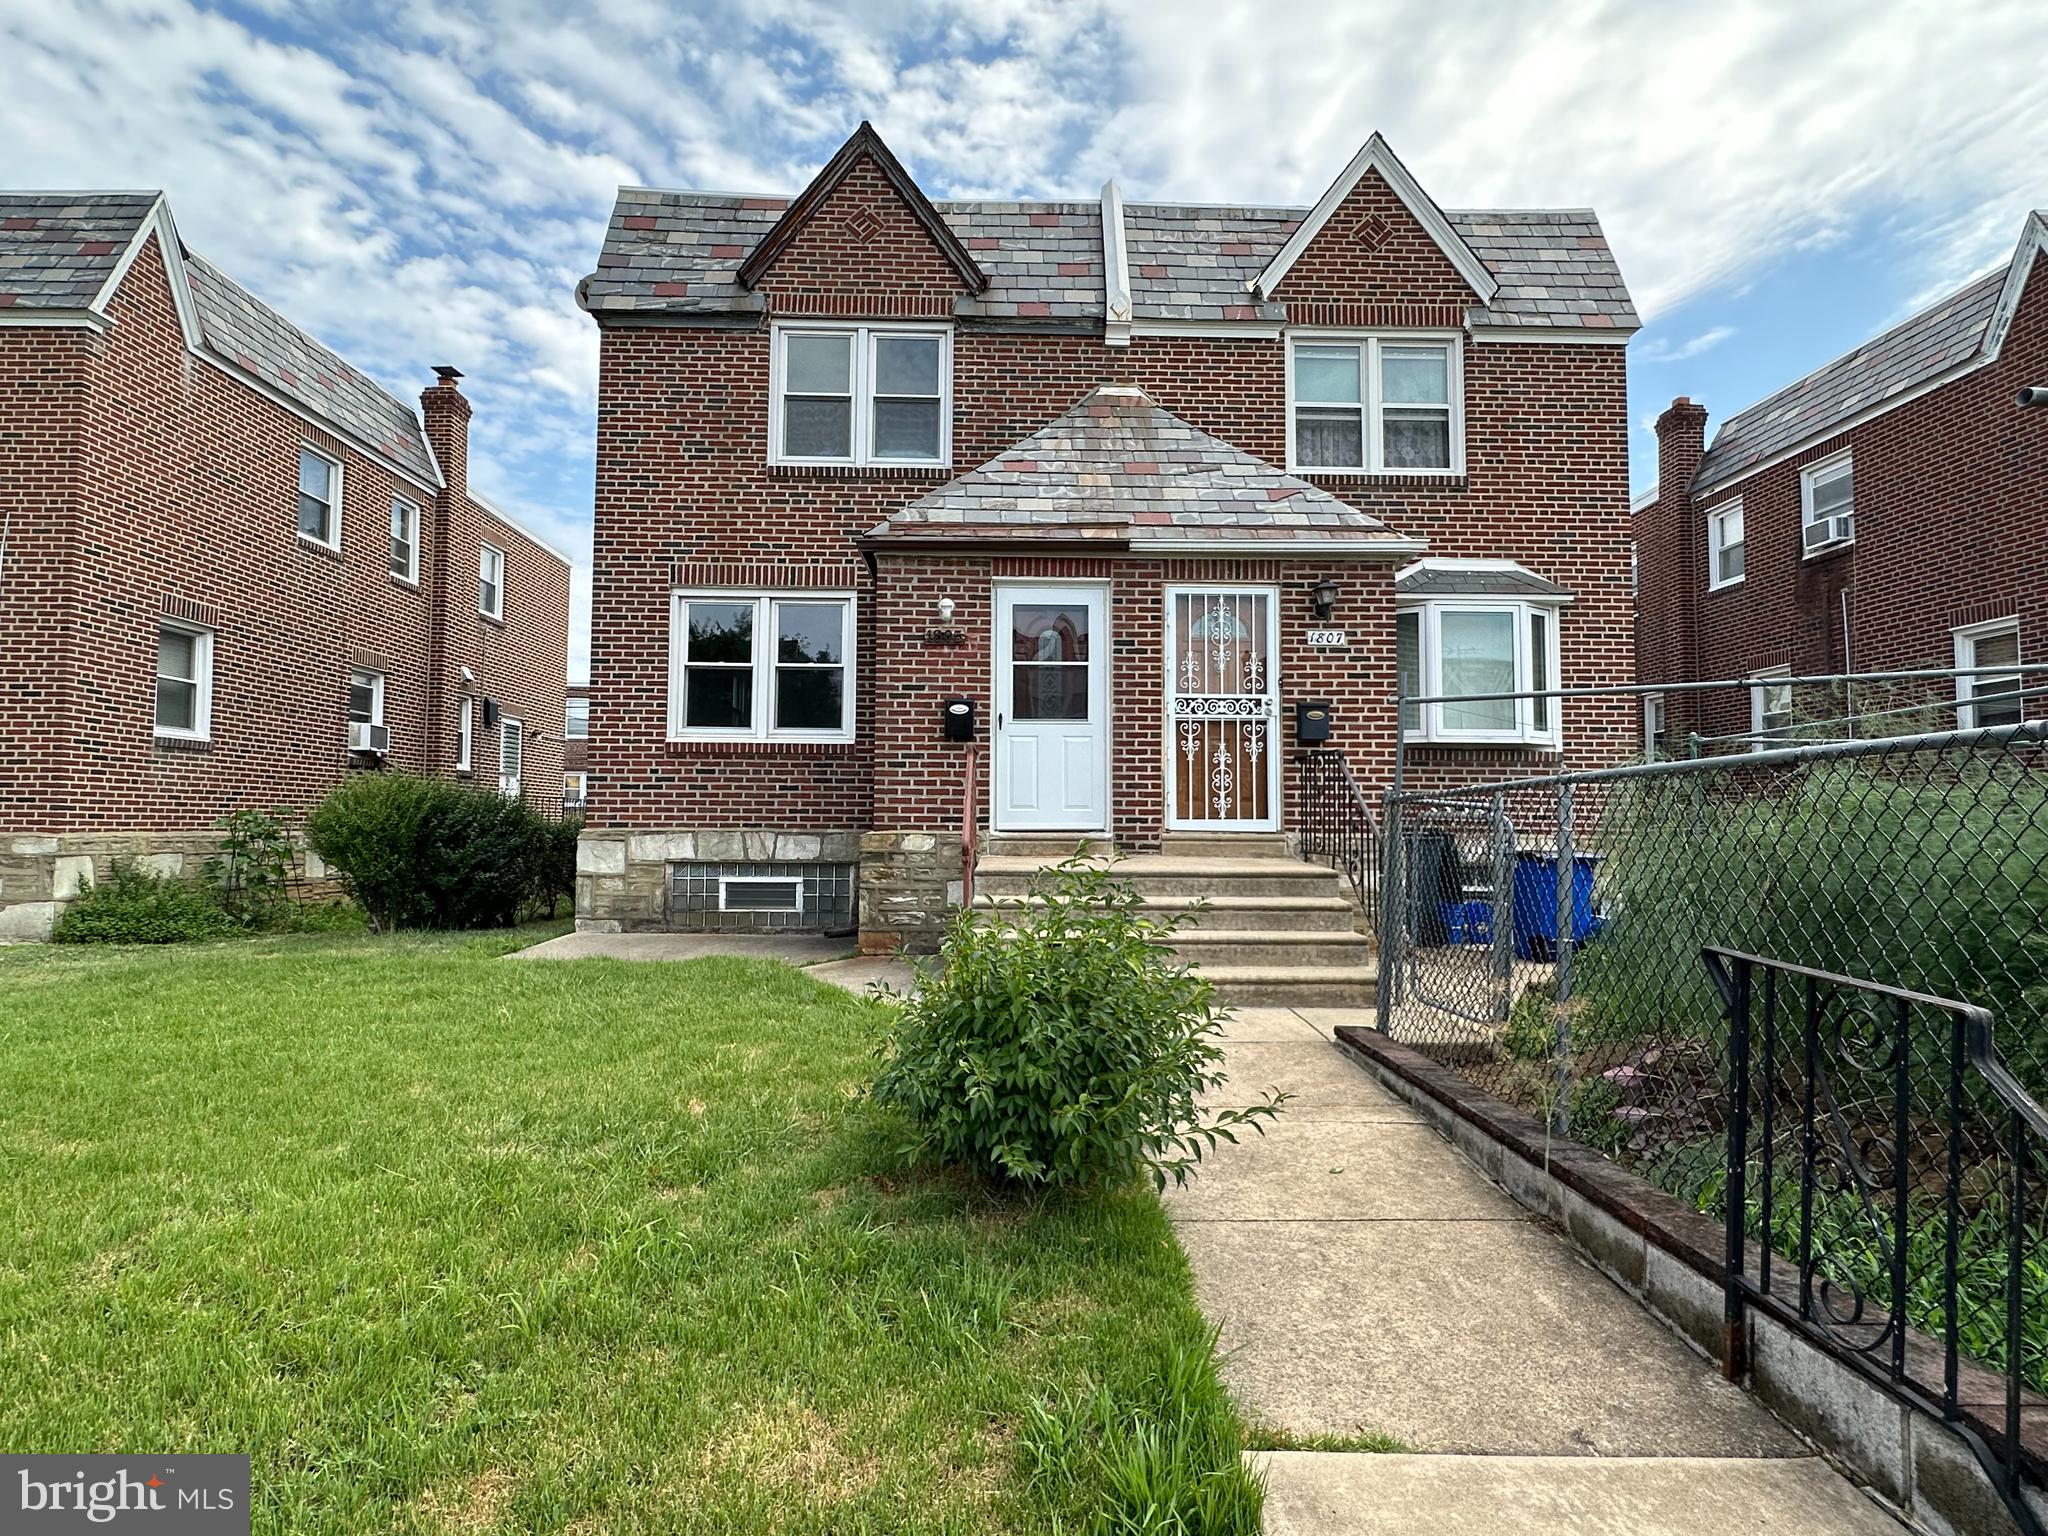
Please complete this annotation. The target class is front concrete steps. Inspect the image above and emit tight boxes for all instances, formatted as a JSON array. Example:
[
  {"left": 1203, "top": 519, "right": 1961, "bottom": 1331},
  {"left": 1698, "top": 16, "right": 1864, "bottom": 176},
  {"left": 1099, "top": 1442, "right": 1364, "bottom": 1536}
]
[{"left": 970, "top": 845, "right": 1377, "bottom": 1009}]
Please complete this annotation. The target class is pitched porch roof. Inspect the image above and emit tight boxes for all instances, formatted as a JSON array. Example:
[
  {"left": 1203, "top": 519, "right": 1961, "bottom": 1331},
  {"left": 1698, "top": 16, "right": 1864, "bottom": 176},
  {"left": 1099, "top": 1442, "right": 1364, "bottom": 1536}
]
[{"left": 866, "top": 385, "right": 1424, "bottom": 555}]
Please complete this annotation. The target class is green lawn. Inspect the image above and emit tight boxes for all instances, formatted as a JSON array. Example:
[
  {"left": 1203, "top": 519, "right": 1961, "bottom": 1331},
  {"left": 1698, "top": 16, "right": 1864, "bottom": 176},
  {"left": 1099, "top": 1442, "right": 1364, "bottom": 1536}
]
[{"left": 0, "top": 929, "right": 1254, "bottom": 1534}]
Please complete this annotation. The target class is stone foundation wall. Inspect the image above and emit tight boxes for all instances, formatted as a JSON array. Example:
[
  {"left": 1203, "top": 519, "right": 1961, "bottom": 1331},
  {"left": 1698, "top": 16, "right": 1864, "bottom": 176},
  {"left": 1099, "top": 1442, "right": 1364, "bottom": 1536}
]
[
  {"left": 0, "top": 829, "right": 343, "bottom": 941},
  {"left": 857, "top": 831, "right": 964, "bottom": 955},
  {"left": 575, "top": 828, "right": 865, "bottom": 933}
]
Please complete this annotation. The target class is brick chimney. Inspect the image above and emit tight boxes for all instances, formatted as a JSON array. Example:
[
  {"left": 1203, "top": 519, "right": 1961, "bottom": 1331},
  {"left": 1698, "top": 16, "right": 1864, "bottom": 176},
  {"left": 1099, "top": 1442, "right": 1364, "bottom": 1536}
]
[
  {"left": 421, "top": 365, "right": 471, "bottom": 505},
  {"left": 1636, "top": 397, "right": 1712, "bottom": 736},
  {"left": 421, "top": 366, "right": 475, "bottom": 777},
  {"left": 1654, "top": 395, "right": 1708, "bottom": 503}
]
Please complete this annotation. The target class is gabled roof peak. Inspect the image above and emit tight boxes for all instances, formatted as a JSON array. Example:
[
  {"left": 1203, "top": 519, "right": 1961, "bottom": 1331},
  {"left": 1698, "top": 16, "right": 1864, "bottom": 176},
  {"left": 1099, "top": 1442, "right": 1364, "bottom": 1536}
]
[
  {"left": 1250, "top": 132, "right": 1498, "bottom": 305},
  {"left": 734, "top": 121, "right": 989, "bottom": 295}
]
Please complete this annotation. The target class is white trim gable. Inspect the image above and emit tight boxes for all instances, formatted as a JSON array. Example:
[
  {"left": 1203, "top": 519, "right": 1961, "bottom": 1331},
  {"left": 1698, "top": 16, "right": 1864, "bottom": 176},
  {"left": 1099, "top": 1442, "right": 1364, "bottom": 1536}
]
[
  {"left": 1983, "top": 210, "right": 2048, "bottom": 364},
  {"left": 1251, "top": 134, "right": 1498, "bottom": 305},
  {"left": 1100, "top": 179, "right": 1132, "bottom": 349}
]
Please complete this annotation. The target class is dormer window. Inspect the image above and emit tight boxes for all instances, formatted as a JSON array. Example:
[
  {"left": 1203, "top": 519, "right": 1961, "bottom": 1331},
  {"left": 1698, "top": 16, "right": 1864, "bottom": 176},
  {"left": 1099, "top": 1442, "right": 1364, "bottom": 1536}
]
[
  {"left": 1288, "top": 334, "right": 1461, "bottom": 474},
  {"left": 770, "top": 322, "right": 950, "bottom": 468}
]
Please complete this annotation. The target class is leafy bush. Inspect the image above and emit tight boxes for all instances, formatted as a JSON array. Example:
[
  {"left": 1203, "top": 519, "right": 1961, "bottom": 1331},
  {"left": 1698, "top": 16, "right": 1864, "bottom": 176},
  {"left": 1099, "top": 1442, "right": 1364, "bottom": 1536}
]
[
  {"left": 52, "top": 861, "right": 237, "bottom": 945},
  {"left": 304, "top": 773, "right": 569, "bottom": 931},
  {"left": 203, "top": 807, "right": 297, "bottom": 926},
  {"left": 870, "top": 857, "right": 1285, "bottom": 1190},
  {"left": 534, "top": 814, "right": 582, "bottom": 920}
]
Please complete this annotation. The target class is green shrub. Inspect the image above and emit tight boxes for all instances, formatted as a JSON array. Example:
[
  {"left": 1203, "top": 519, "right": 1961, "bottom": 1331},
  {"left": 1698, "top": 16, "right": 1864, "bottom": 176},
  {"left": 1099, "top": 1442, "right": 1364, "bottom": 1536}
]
[
  {"left": 870, "top": 857, "right": 1285, "bottom": 1190},
  {"left": 52, "top": 861, "right": 237, "bottom": 945},
  {"left": 305, "top": 774, "right": 569, "bottom": 931},
  {"left": 202, "top": 807, "right": 296, "bottom": 926}
]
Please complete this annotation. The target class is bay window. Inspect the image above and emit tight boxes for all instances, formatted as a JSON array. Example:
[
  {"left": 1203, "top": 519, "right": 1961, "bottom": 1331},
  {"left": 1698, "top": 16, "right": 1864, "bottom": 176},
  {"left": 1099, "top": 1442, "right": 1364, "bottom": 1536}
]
[
  {"left": 1289, "top": 334, "right": 1460, "bottom": 473},
  {"left": 771, "top": 323, "right": 950, "bottom": 467},
  {"left": 670, "top": 592, "right": 855, "bottom": 741},
  {"left": 1396, "top": 600, "right": 1562, "bottom": 746}
]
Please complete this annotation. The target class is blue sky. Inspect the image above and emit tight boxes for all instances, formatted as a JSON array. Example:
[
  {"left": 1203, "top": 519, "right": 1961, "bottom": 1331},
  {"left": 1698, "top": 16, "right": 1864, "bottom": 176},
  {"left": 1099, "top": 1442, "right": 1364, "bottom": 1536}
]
[{"left": 4, "top": 0, "right": 2044, "bottom": 679}]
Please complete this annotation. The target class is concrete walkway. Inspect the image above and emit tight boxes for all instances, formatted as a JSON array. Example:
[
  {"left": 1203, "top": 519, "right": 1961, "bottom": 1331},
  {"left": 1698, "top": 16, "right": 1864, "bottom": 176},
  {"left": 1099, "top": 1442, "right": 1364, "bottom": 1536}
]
[
  {"left": 1170, "top": 1007, "right": 1909, "bottom": 1535},
  {"left": 511, "top": 929, "right": 918, "bottom": 997}
]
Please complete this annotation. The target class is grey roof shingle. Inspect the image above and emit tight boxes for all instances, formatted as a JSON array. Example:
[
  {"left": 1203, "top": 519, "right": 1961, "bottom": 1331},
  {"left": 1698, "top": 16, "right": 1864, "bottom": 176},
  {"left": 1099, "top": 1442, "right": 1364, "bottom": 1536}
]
[
  {"left": 1693, "top": 264, "right": 2009, "bottom": 496},
  {"left": 183, "top": 254, "right": 435, "bottom": 484},
  {"left": 870, "top": 384, "right": 1412, "bottom": 546},
  {"left": 0, "top": 191, "right": 158, "bottom": 310},
  {"left": 1394, "top": 562, "right": 1573, "bottom": 600},
  {"left": 580, "top": 189, "right": 1638, "bottom": 332}
]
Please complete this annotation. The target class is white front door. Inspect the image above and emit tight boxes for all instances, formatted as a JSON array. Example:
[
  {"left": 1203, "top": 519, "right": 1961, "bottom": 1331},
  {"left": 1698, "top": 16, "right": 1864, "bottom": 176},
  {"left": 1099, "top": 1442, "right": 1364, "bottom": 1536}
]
[
  {"left": 1167, "top": 586, "right": 1281, "bottom": 830},
  {"left": 993, "top": 585, "right": 1109, "bottom": 830}
]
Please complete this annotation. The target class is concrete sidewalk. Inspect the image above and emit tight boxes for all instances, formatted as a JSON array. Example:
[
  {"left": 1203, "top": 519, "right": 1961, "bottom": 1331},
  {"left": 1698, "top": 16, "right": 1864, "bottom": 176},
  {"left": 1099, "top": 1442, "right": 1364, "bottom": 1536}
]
[
  {"left": 1169, "top": 1008, "right": 1908, "bottom": 1535},
  {"left": 510, "top": 929, "right": 917, "bottom": 997}
]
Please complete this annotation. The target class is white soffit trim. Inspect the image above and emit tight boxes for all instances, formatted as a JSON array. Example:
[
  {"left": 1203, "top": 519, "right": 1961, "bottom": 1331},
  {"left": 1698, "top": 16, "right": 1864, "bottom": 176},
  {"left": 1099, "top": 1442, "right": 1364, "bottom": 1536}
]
[
  {"left": 1468, "top": 324, "right": 1633, "bottom": 346},
  {"left": 1984, "top": 210, "right": 2048, "bottom": 361},
  {"left": 1131, "top": 536, "right": 1429, "bottom": 557},
  {"left": 1101, "top": 179, "right": 1132, "bottom": 348},
  {"left": 1130, "top": 321, "right": 1285, "bottom": 339},
  {"left": 1252, "top": 133, "right": 1498, "bottom": 305},
  {"left": 474, "top": 492, "right": 577, "bottom": 571},
  {"left": 0, "top": 308, "right": 110, "bottom": 331}
]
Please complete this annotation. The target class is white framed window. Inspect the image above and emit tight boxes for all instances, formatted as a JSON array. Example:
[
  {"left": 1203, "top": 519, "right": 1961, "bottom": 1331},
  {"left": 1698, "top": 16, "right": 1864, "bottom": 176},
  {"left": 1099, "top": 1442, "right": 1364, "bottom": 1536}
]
[
  {"left": 348, "top": 667, "right": 387, "bottom": 753},
  {"left": 457, "top": 696, "right": 474, "bottom": 771},
  {"left": 1749, "top": 666, "right": 1794, "bottom": 750},
  {"left": 563, "top": 771, "right": 587, "bottom": 811},
  {"left": 668, "top": 592, "right": 855, "bottom": 742},
  {"left": 1708, "top": 500, "right": 1745, "bottom": 590},
  {"left": 1287, "top": 333, "right": 1462, "bottom": 474},
  {"left": 1955, "top": 619, "right": 2022, "bottom": 730},
  {"left": 1395, "top": 599, "right": 1562, "bottom": 747},
  {"left": 768, "top": 323, "right": 951, "bottom": 467},
  {"left": 1643, "top": 692, "right": 1665, "bottom": 758},
  {"left": 478, "top": 543, "right": 504, "bottom": 621},
  {"left": 298, "top": 445, "right": 341, "bottom": 548},
  {"left": 1800, "top": 452, "right": 1855, "bottom": 554},
  {"left": 564, "top": 696, "right": 589, "bottom": 738},
  {"left": 155, "top": 620, "right": 213, "bottom": 741},
  {"left": 390, "top": 495, "right": 420, "bottom": 583},
  {"left": 499, "top": 718, "right": 523, "bottom": 799}
]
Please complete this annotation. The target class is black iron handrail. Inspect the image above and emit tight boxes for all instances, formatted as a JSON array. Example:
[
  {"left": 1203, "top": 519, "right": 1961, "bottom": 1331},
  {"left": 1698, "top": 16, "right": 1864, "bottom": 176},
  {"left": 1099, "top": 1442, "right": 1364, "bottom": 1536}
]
[
  {"left": 1706, "top": 946, "right": 2046, "bottom": 1536},
  {"left": 1294, "top": 748, "right": 1379, "bottom": 924}
]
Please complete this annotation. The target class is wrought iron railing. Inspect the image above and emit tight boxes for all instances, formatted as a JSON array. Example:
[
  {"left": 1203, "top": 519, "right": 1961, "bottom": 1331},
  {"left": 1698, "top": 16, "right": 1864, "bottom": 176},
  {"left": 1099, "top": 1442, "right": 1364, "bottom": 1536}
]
[
  {"left": 1294, "top": 748, "right": 1379, "bottom": 925},
  {"left": 1707, "top": 948, "right": 2047, "bottom": 1535}
]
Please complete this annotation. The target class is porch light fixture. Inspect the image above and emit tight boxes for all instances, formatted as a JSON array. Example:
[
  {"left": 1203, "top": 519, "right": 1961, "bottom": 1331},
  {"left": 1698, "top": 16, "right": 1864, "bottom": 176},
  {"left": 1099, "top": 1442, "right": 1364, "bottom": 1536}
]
[
  {"left": 1310, "top": 579, "right": 1340, "bottom": 621},
  {"left": 937, "top": 597, "right": 956, "bottom": 622}
]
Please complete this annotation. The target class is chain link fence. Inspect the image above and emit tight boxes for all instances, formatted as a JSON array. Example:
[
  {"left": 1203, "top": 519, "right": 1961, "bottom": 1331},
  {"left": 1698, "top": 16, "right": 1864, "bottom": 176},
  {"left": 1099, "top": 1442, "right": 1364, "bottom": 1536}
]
[{"left": 1377, "top": 695, "right": 2048, "bottom": 1398}]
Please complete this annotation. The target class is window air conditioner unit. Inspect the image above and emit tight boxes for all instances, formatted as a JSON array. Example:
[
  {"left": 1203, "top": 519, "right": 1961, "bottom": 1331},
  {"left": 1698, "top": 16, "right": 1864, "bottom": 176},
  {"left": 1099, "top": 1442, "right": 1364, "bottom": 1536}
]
[
  {"left": 1803, "top": 514, "right": 1854, "bottom": 552},
  {"left": 349, "top": 721, "right": 391, "bottom": 754}
]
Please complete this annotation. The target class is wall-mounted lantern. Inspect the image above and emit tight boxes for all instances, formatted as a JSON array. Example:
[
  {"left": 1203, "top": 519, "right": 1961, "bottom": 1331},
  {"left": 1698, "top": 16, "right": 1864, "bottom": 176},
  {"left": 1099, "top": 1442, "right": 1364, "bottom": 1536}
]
[
  {"left": 937, "top": 597, "right": 956, "bottom": 622},
  {"left": 1310, "top": 578, "right": 1340, "bottom": 622}
]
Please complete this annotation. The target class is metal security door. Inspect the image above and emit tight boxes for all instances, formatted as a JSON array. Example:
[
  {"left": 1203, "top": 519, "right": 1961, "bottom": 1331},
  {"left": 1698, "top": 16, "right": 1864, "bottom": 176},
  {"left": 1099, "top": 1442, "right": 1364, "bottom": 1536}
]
[{"left": 1166, "top": 587, "right": 1280, "bottom": 830}]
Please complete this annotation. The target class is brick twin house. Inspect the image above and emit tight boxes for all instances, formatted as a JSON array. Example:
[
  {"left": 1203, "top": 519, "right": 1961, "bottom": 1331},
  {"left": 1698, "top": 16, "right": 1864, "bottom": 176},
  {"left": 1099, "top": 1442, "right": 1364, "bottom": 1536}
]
[
  {"left": 0, "top": 191, "right": 572, "bottom": 938},
  {"left": 574, "top": 125, "right": 1641, "bottom": 967},
  {"left": 1635, "top": 210, "right": 2047, "bottom": 750}
]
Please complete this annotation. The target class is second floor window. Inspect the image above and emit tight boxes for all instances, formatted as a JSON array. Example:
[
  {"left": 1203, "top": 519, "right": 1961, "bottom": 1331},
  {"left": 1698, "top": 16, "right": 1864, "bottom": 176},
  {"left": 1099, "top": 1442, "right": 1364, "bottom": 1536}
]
[
  {"left": 564, "top": 696, "right": 589, "bottom": 738},
  {"left": 771, "top": 324, "right": 950, "bottom": 467},
  {"left": 1801, "top": 452, "right": 1855, "bottom": 553},
  {"left": 1708, "top": 500, "right": 1745, "bottom": 589},
  {"left": 479, "top": 544, "right": 504, "bottom": 621},
  {"left": 298, "top": 446, "right": 340, "bottom": 547},
  {"left": 1290, "top": 335, "right": 1459, "bottom": 474},
  {"left": 390, "top": 496, "right": 419, "bottom": 583}
]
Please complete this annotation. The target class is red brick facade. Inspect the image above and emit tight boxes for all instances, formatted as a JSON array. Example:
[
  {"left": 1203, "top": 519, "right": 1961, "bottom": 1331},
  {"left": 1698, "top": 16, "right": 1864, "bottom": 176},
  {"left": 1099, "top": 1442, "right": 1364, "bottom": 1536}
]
[
  {"left": 0, "top": 232, "right": 569, "bottom": 933},
  {"left": 581, "top": 139, "right": 1635, "bottom": 941},
  {"left": 1634, "top": 253, "right": 2048, "bottom": 744}
]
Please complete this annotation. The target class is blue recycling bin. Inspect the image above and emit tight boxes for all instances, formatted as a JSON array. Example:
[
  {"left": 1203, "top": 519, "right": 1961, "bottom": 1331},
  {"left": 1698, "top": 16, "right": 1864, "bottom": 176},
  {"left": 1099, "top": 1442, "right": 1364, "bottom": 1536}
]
[{"left": 1510, "top": 851, "right": 1598, "bottom": 961}]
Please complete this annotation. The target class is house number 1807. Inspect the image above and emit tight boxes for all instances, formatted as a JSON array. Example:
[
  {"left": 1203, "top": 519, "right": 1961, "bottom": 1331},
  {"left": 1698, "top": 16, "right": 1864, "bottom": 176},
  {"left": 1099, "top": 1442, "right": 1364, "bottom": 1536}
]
[{"left": 1306, "top": 628, "right": 1348, "bottom": 647}]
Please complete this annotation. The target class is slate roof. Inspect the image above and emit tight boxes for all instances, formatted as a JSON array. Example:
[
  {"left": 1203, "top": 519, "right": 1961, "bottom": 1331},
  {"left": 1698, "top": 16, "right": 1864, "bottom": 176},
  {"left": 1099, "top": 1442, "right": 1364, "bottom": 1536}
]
[
  {"left": 581, "top": 189, "right": 1637, "bottom": 332},
  {"left": 183, "top": 254, "right": 435, "bottom": 484},
  {"left": 0, "top": 191, "right": 158, "bottom": 310},
  {"left": 1395, "top": 561, "right": 1573, "bottom": 600},
  {"left": 1693, "top": 264, "right": 2010, "bottom": 496},
  {"left": 0, "top": 189, "right": 438, "bottom": 485},
  {"left": 869, "top": 385, "right": 1412, "bottom": 547}
]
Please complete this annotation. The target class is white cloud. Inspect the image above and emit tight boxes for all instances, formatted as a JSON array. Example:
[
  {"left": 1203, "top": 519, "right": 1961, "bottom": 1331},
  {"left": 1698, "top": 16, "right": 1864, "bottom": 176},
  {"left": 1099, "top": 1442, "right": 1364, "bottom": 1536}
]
[{"left": 3, "top": 0, "right": 2042, "bottom": 683}]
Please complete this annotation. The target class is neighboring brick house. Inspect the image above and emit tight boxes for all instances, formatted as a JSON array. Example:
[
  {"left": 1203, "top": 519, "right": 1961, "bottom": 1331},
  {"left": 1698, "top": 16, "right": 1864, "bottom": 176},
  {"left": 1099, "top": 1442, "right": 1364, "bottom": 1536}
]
[
  {"left": 563, "top": 682, "right": 590, "bottom": 812},
  {"left": 1635, "top": 211, "right": 2048, "bottom": 751},
  {"left": 0, "top": 191, "right": 572, "bottom": 938},
  {"left": 575, "top": 124, "right": 1640, "bottom": 950}
]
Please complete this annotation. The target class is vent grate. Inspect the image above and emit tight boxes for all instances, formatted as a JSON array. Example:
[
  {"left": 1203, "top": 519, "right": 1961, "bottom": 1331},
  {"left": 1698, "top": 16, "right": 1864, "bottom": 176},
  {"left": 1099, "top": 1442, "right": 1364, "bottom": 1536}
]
[{"left": 668, "top": 861, "right": 855, "bottom": 932}]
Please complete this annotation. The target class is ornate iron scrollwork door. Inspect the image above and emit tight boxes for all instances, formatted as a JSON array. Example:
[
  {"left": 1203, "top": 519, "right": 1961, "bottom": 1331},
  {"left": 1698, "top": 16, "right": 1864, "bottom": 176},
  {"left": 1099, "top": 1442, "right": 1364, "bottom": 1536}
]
[{"left": 1167, "top": 588, "right": 1280, "bottom": 829}]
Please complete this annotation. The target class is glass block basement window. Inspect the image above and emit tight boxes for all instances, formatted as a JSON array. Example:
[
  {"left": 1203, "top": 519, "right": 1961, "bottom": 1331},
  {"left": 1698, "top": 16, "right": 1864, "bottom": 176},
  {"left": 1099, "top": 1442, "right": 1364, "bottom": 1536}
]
[{"left": 668, "top": 862, "right": 856, "bottom": 932}]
